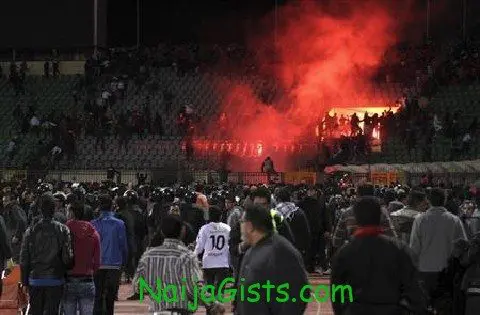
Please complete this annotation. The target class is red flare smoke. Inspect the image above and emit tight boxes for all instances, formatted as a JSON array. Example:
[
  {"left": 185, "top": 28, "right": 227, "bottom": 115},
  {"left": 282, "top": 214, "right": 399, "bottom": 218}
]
[{"left": 206, "top": 0, "right": 408, "bottom": 170}]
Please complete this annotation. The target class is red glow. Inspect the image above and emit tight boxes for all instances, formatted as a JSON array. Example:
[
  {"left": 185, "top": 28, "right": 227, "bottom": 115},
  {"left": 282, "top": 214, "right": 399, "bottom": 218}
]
[{"left": 204, "top": 1, "right": 408, "bottom": 171}]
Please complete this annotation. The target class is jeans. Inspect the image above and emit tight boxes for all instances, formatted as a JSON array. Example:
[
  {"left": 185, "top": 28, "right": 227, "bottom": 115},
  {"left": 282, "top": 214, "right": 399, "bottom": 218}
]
[
  {"left": 93, "top": 269, "right": 121, "bottom": 315},
  {"left": 29, "top": 285, "right": 63, "bottom": 315},
  {"left": 63, "top": 280, "right": 95, "bottom": 315}
]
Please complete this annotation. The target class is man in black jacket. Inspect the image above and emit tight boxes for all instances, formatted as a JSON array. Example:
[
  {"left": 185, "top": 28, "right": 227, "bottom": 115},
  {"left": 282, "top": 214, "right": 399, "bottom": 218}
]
[
  {"left": 229, "top": 186, "right": 295, "bottom": 312},
  {"left": 297, "top": 186, "right": 331, "bottom": 273},
  {"left": 180, "top": 190, "right": 206, "bottom": 243},
  {"left": 123, "top": 190, "right": 147, "bottom": 301},
  {"left": 20, "top": 193, "right": 74, "bottom": 315},
  {"left": 331, "top": 196, "right": 427, "bottom": 315},
  {"left": 27, "top": 183, "right": 53, "bottom": 225},
  {"left": 236, "top": 204, "right": 308, "bottom": 315},
  {"left": 230, "top": 187, "right": 295, "bottom": 276},
  {"left": 2, "top": 191, "right": 27, "bottom": 262}
]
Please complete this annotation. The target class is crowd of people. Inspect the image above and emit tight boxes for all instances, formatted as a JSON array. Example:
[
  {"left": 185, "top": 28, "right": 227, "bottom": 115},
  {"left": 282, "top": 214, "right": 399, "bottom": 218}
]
[
  {"left": 315, "top": 92, "right": 479, "bottom": 165},
  {"left": 2, "top": 36, "right": 480, "bottom": 170},
  {"left": 0, "top": 175, "right": 479, "bottom": 314}
]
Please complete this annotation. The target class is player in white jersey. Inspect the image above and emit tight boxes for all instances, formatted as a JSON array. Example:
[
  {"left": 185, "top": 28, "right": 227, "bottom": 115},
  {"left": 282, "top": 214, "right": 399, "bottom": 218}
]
[{"left": 194, "top": 206, "right": 231, "bottom": 287}]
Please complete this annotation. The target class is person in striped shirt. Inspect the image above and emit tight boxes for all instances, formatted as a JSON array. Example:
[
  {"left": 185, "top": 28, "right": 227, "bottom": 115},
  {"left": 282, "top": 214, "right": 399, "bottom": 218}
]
[{"left": 133, "top": 215, "right": 225, "bottom": 315}]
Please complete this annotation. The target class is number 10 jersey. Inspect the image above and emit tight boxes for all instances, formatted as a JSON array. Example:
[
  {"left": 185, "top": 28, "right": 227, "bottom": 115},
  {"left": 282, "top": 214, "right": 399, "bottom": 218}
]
[{"left": 194, "top": 222, "right": 231, "bottom": 269}]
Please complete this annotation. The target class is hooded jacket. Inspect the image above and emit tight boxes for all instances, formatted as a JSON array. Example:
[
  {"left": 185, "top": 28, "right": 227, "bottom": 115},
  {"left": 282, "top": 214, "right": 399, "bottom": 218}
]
[
  {"left": 275, "top": 202, "right": 311, "bottom": 256},
  {"left": 66, "top": 219, "right": 100, "bottom": 276}
]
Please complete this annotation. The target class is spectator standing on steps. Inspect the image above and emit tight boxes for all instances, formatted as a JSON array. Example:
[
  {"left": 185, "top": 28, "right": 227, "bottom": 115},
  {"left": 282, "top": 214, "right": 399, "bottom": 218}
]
[{"left": 43, "top": 60, "right": 50, "bottom": 78}]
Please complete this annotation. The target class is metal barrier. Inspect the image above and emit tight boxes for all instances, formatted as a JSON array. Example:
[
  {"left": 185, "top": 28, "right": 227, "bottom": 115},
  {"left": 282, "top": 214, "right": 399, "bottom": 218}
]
[
  {"left": 1, "top": 168, "right": 479, "bottom": 187},
  {"left": 0, "top": 169, "right": 294, "bottom": 186}
]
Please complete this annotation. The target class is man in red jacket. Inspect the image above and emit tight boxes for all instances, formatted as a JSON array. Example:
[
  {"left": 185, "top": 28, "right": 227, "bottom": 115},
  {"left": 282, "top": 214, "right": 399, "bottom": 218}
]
[{"left": 63, "top": 201, "right": 100, "bottom": 315}]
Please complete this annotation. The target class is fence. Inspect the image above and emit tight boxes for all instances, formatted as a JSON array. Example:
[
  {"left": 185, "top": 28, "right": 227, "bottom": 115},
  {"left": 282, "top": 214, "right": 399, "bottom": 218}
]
[
  {"left": 1, "top": 167, "right": 479, "bottom": 188},
  {"left": 0, "top": 169, "right": 310, "bottom": 186}
]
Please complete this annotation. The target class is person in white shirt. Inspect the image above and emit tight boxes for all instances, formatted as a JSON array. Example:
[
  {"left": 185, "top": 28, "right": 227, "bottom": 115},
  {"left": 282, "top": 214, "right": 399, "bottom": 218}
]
[
  {"left": 194, "top": 206, "right": 231, "bottom": 287},
  {"left": 51, "top": 146, "right": 62, "bottom": 166},
  {"left": 101, "top": 89, "right": 111, "bottom": 106},
  {"left": 410, "top": 188, "right": 467, "bottom": 308},
  {"left": 30, "top": 115, "right": 40, "bottom": 127}
]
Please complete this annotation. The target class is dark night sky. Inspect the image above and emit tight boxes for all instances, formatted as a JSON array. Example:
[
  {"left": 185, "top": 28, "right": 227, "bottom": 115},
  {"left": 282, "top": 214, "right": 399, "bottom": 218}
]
[
  {"left": 0, "top": 0, "right": 479, "bottom": 49},
  {"left": 108, "top": 0, "right": 282, "bottom": 46},
  {"left": 105, "top": 0, "right": 480, "bottom": 47}
]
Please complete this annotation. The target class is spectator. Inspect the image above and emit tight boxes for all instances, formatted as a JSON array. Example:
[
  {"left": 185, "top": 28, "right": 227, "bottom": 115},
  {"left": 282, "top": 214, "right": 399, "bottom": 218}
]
[
  {"left": 117, "top": 79, "right": 125, "bottom": 99},
  {"left": 20, "top": 193, "right": 74, "bottom": 315},
  {"left": 52, "top": 192, "right": 67, "bottom": 224},
  {"left": 133, "top": 215, "right": 225, "bottom": 314},
  {"left": 91, "top": 194, "right": 128, "bottom": 315},
  {"left": 223, "top": 192, "right": 242, "bottom": 229},
  {"left": 52, "top": 58, "right": 60, "bottom": 77},
  {"left": 123, "top": 190, "right": 147, "bottom": 301},
  {"left": 331, "top": 197, "right": 427, "bottom": 314},
  {"left": 253, "top": 186, "right": 295, "bottom": 243},
  {"left": 236, "top": 204, "right": 309, "bottom": 315},
  {"left": 63, "top": 201, "right": 100, "bottom": 315},
  {"left": 6, "top": 138, "right": 17, "bottom": 160},
  {"left": 20, "top": 60, "right": 28, "bottom": 82},
  {"left": 9, "top": 61, "right": 17, "bottom": 84},
  {"left": 51, "top": 145, "right": 62, "bottom": 168},
  {"left": 154, "top": 112, "right": 164, "bottom": 136},
  {"left": 387, "top": 188, "right": 409, "bottom": 213},
  {"left": 195, "top": 184, "right": 209, "bottom": 212},
  {"left": 410, "top": 188, "right": 468, "bottom": 311},
  {"left": 461, "top": 201, "right": 480, "bottom": 238},
  {"left": 274, "top": 187, "right": 311, "bottom": 263},
  {"left": 114, "top": 196, "right": 136, "bottom": 283},
  {"left": 179, "top": 190, "right": 206, "bottom": 238},
  {"left": 0, "top": 213, "right": 14, "bottom": 296},
  {"left": 229, "top": 186, "right": 294, "bottom": 288},
  {"left": 391, "top": 189, "right": 428, "bottom": 244},
  {"left": 43, "top": 60, "right": 50, "bottom": 78},
  {"left": 194, "top": 206, "right": 231, "bottom": 287},
  {"left": 30, "top": 115, "right": 40, "bottom": 135},
  {"left": 460, "top": 233, "right": 480, "bottom": 315},
  {"left": 101, "top": 89, "right": 111, "bottom": 107},
  {"left": 332, "top": 184, "right": 397, "bottom": 251},
  {"left": 297, "top": 186, "right": 332, "bottom": 273},
  {"left": 2, "top": 192, "right": 27, "bottom": 261}
]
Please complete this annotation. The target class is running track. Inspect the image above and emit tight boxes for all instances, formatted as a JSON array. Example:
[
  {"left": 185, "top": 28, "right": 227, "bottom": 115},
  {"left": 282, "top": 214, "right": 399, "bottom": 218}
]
[{"left": 114, "top": 275, "right": 334, "bottom": 314}]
